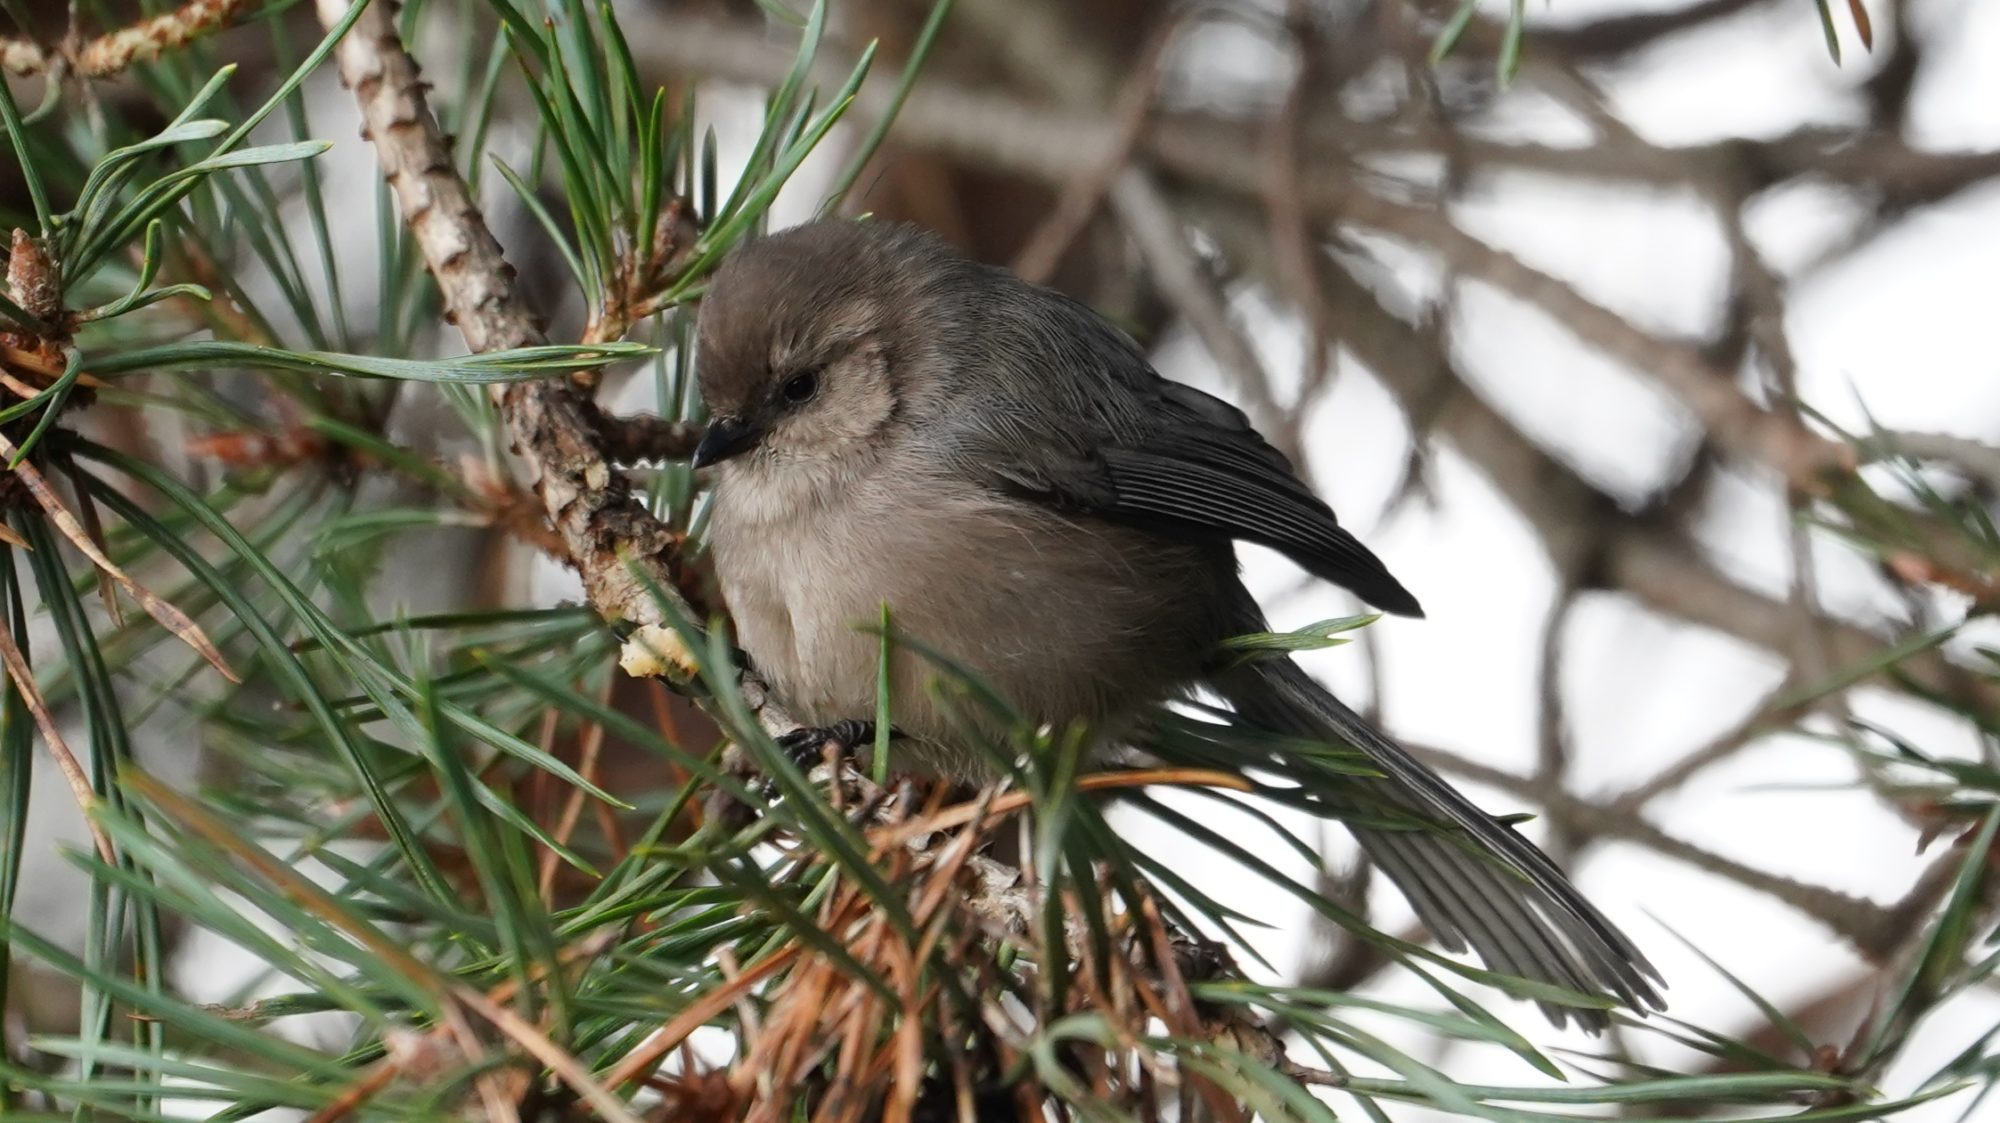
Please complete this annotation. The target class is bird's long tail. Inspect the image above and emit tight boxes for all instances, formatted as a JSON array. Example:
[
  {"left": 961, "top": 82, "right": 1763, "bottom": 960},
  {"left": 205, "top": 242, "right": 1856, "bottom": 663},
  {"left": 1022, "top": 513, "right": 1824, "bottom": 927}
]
[{"left": 1216, "top": 655, "right": 1664, "bottom": 1030}]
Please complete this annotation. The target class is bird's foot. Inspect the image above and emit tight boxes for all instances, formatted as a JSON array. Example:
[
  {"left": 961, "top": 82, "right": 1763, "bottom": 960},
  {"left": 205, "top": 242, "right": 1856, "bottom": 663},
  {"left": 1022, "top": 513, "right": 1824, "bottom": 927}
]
[
  {"left": 706, "top": 720, "right": 900, "bottom": 832},
  {"left": 775, "top": 719, "right": 879, "bottom": 768}
]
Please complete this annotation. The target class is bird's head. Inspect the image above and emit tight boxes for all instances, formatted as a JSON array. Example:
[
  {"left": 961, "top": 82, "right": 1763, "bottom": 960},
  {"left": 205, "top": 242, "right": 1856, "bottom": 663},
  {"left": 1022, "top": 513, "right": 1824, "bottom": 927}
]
[{"left": 692, "top": 220, "right": 966, "bottom": 473}]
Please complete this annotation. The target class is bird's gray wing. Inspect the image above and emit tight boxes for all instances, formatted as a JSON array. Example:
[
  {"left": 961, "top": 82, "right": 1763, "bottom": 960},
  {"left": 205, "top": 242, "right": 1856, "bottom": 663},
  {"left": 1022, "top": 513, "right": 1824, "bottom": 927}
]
[{"left": 990, "top": 377, "right": 1423, "bottom": 617}]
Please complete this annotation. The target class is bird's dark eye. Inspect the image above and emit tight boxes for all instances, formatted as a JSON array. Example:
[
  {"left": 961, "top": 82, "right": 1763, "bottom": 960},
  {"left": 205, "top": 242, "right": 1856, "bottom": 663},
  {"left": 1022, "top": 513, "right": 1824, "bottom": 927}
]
[{"left": 780, "top": 369, "right": 821, "bottom": 405}]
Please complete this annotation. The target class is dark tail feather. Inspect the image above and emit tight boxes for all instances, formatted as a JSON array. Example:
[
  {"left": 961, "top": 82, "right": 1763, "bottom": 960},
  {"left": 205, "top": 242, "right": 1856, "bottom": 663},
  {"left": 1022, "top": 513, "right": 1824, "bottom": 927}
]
[{"left": 1218, "top": 656, "right": 1664, "bottom": 1030}]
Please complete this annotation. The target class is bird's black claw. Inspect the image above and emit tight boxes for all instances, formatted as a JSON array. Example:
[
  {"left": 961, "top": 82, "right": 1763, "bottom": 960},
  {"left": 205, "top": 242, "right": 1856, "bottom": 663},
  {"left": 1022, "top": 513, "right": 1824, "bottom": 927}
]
[
  {"left": 775, "top": 719, "right": 878, "bottom": 766},
  {"left": 708, "top": 721, "right": 900, "bottom": 829}
]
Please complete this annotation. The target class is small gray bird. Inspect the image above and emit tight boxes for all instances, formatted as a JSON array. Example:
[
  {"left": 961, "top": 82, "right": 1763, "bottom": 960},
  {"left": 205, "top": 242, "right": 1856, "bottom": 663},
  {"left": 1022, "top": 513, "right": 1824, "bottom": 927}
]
[{"left": 693, "top": 219, "right": 1661, "bottom": 1027}]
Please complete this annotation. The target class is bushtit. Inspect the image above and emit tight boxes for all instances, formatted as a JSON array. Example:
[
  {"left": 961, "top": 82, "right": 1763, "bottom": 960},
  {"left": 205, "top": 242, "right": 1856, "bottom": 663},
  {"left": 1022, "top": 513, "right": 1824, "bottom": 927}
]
[{"left": 693, "top": 219, "right": 1661, "bottom": 1026}]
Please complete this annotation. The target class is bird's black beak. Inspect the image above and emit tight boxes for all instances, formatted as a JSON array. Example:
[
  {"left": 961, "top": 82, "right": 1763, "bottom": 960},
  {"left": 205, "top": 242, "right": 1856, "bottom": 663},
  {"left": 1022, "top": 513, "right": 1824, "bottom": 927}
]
[{"left": 691, "top": 415, "right": 759, "bottom": 469}]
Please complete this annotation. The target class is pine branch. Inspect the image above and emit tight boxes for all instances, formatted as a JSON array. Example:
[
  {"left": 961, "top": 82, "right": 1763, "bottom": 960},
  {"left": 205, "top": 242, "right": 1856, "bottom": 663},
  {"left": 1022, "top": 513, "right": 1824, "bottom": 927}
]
[
  {"left": 2, "top": 0, "right": 255, "bottom": 78},
  {"left": 316, "top": 0, "right": 698, "bottom": 671}
]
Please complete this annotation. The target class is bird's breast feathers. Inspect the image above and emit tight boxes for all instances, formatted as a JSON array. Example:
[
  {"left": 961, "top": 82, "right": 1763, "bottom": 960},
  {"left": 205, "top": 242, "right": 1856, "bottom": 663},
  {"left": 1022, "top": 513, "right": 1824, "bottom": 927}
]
[{"left": 709, "top": 466, "right": 1219, "bottom": 741}]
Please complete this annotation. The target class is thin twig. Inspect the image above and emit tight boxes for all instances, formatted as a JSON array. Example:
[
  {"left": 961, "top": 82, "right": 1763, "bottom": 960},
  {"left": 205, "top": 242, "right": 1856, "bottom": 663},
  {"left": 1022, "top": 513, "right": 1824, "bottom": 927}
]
[
  {"left": 537, "top": 705, "right": 604, "bottom": 905},
  {"left": 0, "top": 623, "right": 112, "bottom": 862},
  {"left": 1611, "top": 673, "right": 1810, "bottom": 810},
  {"left": 601, "top": 946, "right": 801, "bottom": 1090},
  {"left": 1011, "top": 22, "right": 1178, "bottom": 284},
  {"left": 1259, "top": 1, "right": 1335, "bottom": 427},
  {"left": 1866, "top": 430, "right": 2000, "bottom": 488},
  {"left": 1533, "top": 586, "right": 1580, "bottom": 862},
  {"left": 1408, "top": 740, "right": 1921, "bottom": 960},
  {"left": 595, "top": 414, "right": 702, "bottom": 464},
  {"left": 453, "top": 985, "right": 644, "bottom": 1123},
  {"left": 1109, "top": 168, "right": 1288, "bottom": 444},
  {"left": 0, "top": 432, "right": 237, "bottom": 681},
  {"left": 2, "top": 0, "right": 253, "bottom": 78}
]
